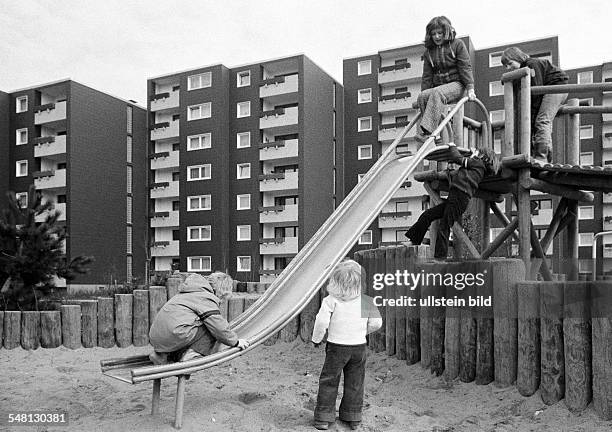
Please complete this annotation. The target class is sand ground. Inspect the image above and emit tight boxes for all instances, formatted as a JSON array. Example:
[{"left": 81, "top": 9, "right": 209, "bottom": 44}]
[{"left": 1, "top": 341, "right": 611, "bottom": 432}]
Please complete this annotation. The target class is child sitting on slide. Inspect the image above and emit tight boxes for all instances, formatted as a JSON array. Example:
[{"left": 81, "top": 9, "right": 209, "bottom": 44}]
[
  {"left": 311, "top": 259, "right": 383, "bottom": 430},
  {"left": 405, "top": 146, "right": 501, "bottom": 259},
  {"left": 148, "top": 272, "right": 249, "bottom": 365}
]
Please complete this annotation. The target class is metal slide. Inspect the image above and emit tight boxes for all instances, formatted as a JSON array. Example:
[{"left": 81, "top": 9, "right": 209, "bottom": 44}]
[{"left": 102, "top": 98, "right": 470, "bottom": 384}]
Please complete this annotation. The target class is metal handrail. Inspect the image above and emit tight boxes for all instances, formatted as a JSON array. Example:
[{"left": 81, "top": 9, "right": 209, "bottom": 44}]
[{"left": 592, "top": 231, "right": 612, "bottom": 280}]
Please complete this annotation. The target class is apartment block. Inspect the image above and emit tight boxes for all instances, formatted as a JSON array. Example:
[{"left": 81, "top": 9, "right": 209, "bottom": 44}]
[
  {"left": 147, "top": 55, "right": 342, "bottom": 282},
  {"left": 1, "top": 80, "right": 148, "bottom": 287}
]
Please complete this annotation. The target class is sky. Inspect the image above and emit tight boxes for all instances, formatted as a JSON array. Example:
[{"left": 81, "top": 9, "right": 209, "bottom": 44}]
[{"left": 0, "top": 0, "right": 609, "bottom": 105}]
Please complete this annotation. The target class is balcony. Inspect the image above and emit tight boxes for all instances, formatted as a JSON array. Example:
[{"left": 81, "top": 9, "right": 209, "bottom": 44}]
[
  {"left": 150, "top": 210, "right": 179, "bottom": 228},
  {"left": 604, "top": 217, "right": 612, "bottom": 231},
  {"left": 379, "top": 121, "right": 414, "bottom": 142},
  {"left": 604, "top": 193, "right": 612, "bottom": 204},
  {"left": 259, "top": 139, "right": 299, "bottom": 161},
  {"left": 150, "top": 181, "right": 179, "bottom": 199},
  {"left": 378, "top": 92, "right": 416, "bottom": 114},
  {"left": 260, "top": 106, "right": 299, "bottom": 131},
  {"left": 392, "top": 180, "right": 426, "bottom": 199},
  {"left": 604, "top": 132, "right": 612, "bottom": 148},
  {"left": 260, "top": 74, "right": 299, "bottom": 99},
  {"left": 34, "top": 169, "right": 66, "bottom": 190},
  {"left": 259, "top": 171, "right": 298, "bottom": 192},
  {"left": 150, "top": 120, "right": 179, "bottom": 141},
  {"left": 34, "top": 135, "right": 66, "bottom": 158},
  {"left": 259, "top": 236, "right": 298, "bottom": 255},
  {"left": 378, "top": 211, "right": 413, "bottom": 229},
  {"left": 150, "top": 240, "right": 179, "bottom": 257},
  {"left": 150, "top": 150, "right": 179, "bottom": 170},
  {"left": 35, "top": 203, "right": 66, "bottom": 223},
  {"left": 34, "top": 101, "right": 67, "bottom": 124},
  {"left": 259, "top": 204, "right": 298, "bottom": 224},
  {"left": 378, "top": 63, "right": 421, "bottom": 85},
  {"left": 150, "top": 90, "right": 179, "bottom": 112},
  {"left": 603, "top": 112, "right": 612, "bottom": 123}
]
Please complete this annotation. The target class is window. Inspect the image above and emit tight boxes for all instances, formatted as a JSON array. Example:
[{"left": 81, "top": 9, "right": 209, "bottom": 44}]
[
  {"left": 15, "top": 192, "right": 28, "bottom": 208},
  {"left": 493, "top": 130, "right": 503, "bottom": 154},
  {"left": 580, "top": 151, "right": 594, "bottom": 165},
  {"left": 237, "top": 225, "right": 251, "bottom": 241},
  {"left": 237, "top": 163, "right": 251, "bottom": 179},
  {"left": 489, "top": 51, "right": 503, "bottom": 67},
  {"left": 357, "top": 60, "right": 372, "bottom": 76},
  {"left": 358, "top": 145, "right": 372, "bottom": 160},
  {"left": 237, "top": 132, "right": 250, "bottom": 148},
  {"left": 237, "top": 194, "right": 251, "bottom": 210},
  {"left": 539, "top": 199, "right": 552, "bottom": 210},
  {"left": 358, "top": 88, "right": 372, "bottom": 104},
  {"left": 357, "top": 173, "right": 366, "bottom": 183},
  {"left": 172, "top": 171, "right": 180, "bottom": 181},
  {"left": 188, "top": 72, "right": 212, "bottom": 90},
  {"left": 579, "top": 125, "right": 593, "bottom": 140},
  {"left": 127, "top": 166, "right": 132, "bottom": 193},
  {"left": 126, "top": 136, "right": 132, "bottom": 163},
  {"left": 187, "top": 195, "right": 211, "bottom": 211},
  {"left": 490, "top": 110, "right": 505, "bottom": 123},
  {"left": 126, "top": 196, "right": 132, "bottom": 224},
  {"left": 16, "top": 96, "right": 28, "bottom": 113},
  {"left": 187, "top": 164, "right": 211, "bottom": 181},
  {"left": 358, "top": 116, "right": 372, "bottom": 132},
  {"left": 16, "top": 128, "right": 28, "bottom": 145},
  {"left": 579, "top": 232, "right": 594, "bottom": 247},
  {"left": 187, "top": 103, "right": 211, "bottom": 121},
  {"left": 187, "top": 133, "right": 211, "bottom": 151},
  {"left": 489, "top": 81, "right": 503, "bottom": 96},
  {"left": 579, "top": 206, "right": 594, "bottom": 220},
  {"left": 237, "top": 71, "right": 251, "bottom": 87},
  {"left": 188, "top": 256, "right": 211, "bottom": 272},
  {"left": 127, "top": 106, "right": 133, "bottom": 134},
  {"left": 237, "top": 101, "right": 251, "bottom": 118},
  {"left": 16, "top": 160, "right": 27, "bottom": 177},
  {"left": 188, "top": 226, "right": 211, "bottom": 241},
  {"left": 577, "top": 71, "right": 593, "bottom": 84},
  {"left": 237, "top": 256, "right": 251, "bottom": 272},
  {"left": 126, "top": 226, "right": 132, "bottom": 254},
  {"left": 359, "top": 230, "right": 372, "bottom": 245}
]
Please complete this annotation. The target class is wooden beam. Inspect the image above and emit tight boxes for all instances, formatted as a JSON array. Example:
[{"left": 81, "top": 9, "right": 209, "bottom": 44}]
[
  {"left": 481, "top": 217, "right": 519, "bottom": 259},
  {"left": 566, "top": 99, "right": 580, "bottom": 281},
  {"left": 540, "top": 198, "right": 569, "bottom": 253},
  {"left": 430, "top": 179, "right": 504, "bottom": 202},
  {"left": 529, "top": 222, "right": 553, "bottom": 281},
  {"left": 531, "top": 82, "right": 612, "bottom": 95},
  {"left": 518, "top": 74, "right": 532, "bottom": 278},
  {"left": 490, "top": 201, "right": 520, "bottom": 242},
  {"left": 503, "top": 80, "right": 515, "bottom": 157},
  {"left": 423, "top": 183, "right": 481, "bottom": 259},
  {"left": 535, "top": 172, "right": 612, "bottom": 192},
  {"left": 520, "top": 177, "right": 594, "bottom": 202}
]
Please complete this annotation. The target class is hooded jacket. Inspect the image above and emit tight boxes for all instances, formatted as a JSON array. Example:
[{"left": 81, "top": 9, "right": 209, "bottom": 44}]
[
  {"left": 422, "top": 39, "right": 474, "bottom": 92},
  {"left": 149, "top": 273, "right": 238, "bottom": 353}
]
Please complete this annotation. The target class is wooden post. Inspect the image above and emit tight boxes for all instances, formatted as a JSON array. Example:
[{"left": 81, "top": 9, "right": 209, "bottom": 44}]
[
  {"left": 563, "top": 281, "right": 591, "bottom": 413},
  {"left": 40, "top": 311, "right": 62, "bottom": 348},
  {"left": 591, "top": 281, "right": 612, "bottom": 420},
  {"left": 133, "top": 290, "right": 150, "bottom": 347},
  {"left": 395, "top": 247, "right": 407, "bottom": 361},
  {"left": 174, "top": 375, "right": 187, "bottom": 429},
  {"left": 280, "top": 315, "right": 299, "bottom": 343},
  {"left": 385, "top": 247, "right": 396, "bottom": 356},
  {"left": 149, "top": 286, "right": 168, "bottom": 323},
  {"left": 540, "top": 282, "right": 565, "bottom": 404},
  {"left": 219, "top": 298, "right": 229, "bottom": 320},
  {"left": 115, "top": 294, "right": 133, "bottom": 347},
  {"left": 0, "top": 311, "right": 3, "bottom": 348},
  {"left": 405, "top": 247, "right": 421, "bottom": 365},
  {"left": 97, "top": 297, "right": 115, "bottom": 348},
  {"left": 244, "top": 295, "right": 258, "bottom": 311},
  {"left": 61, "top": 305, "right": 81, "bottom": 349},
  {"left": 299, "top": 281, "right": 320, "bottom": 342},
  {"left": 3, "top": 311, "right": 21, "bottom": 349},
  {"left": 419, "top": 262, "right": 433, "bottom": 370},
  {"left": 151, "top": 379, "right": 161, "bottom": 415},
  {"left": 475, "top": 260, "right": 494, "bottom": 385},
  {"left": 444, "top": 263, "right": 461, "bottom": 381},
  {"left": 459, "top": 281, "right": 477, "bottom": 383},
  {"left": 566, "top": 98, "right": 580, "bottom": 281},
  {"left": 21, "top": 311, "right": 40, "bottom": 350},
  {"left": 80, "top": 300, "right": 98, "bottom": 348},
  {"left": 374, "top": 249, "right": 387, "bottom": 352},
  {"left": 517, "top": 281, "right": 540, "bottom": 396},
  {"left": 166, "top": 274, "right": 182, "bottom": 299},
  {"left": 503, "top": 80, "right": 515, "bottom": 158},
  {"left": 518, "top": 74, "right": 532, "bottom": 278},
  {"left": 364, "top": 250, "right": 376, "bottom": 351},
  {"left": 227, "top": 296, "right": 245, "bottom": 323},
  {"left": 430, "top": 261, "right": 445, "bottom": 377},
  {"left": 493, "top": 259, "right": 525, "bottom": 386}
]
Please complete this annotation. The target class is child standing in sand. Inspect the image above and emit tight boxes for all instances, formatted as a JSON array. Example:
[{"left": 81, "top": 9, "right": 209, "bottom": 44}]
[
  {"left": 405, "top": 146, "right": 500, "bottom": 259},
  {"left": 311, "top": 260, "right": 382, "bottom": 430}
]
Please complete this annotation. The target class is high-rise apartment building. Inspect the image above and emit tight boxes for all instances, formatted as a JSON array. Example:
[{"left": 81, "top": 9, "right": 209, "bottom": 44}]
[
  {"left": 147, "top": 55, "right": 343, "bottom": 282},
  {"left": 0, "top": 80, "right": 148, "bottom": 288}
]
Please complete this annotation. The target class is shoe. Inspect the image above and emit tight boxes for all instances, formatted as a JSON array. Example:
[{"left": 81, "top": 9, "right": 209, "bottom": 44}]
[
  {"left": 347, "top": 420, "right": 361, "bottom": 430},
  {"left": 149, "top": 351, "right": 168, "bottom": 365},
  {"left": 313, "top": 421, "right": 330, "bottom": 430},
  {"left": 180, "top": 348, "right": 203, "bottom": 362}
]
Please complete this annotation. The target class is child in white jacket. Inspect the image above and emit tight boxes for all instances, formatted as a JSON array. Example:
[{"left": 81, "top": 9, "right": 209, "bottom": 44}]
[{"left": 311, "top": 259, "right": 382, "bottom": 430}]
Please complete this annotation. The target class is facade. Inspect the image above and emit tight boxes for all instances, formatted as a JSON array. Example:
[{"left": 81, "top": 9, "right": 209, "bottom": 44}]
[
  {"left": 147, "top": 55, "right": 342, "bottom": 282},
  {"left": 0, "top": 80, "right": 147, "bottom": 287}
]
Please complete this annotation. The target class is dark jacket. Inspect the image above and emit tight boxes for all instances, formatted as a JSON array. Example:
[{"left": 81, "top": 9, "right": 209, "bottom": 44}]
[
  {"left": 149, "top": 274, "right": 238, "bottom": 353},
  {"left": 448, "top": 156, "right": 489, "bottom": 197},
  {"left": 422, "top": 39, "right": 474, "bottom": 92},
  {"left": 523, "top": 57, "right": 569, "bottom": 125}
]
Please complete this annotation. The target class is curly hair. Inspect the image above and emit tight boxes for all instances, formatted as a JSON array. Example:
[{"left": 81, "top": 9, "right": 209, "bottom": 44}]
[
  {"left": 207, "top": 271, "right": 234, "bottom": 297},
  {"left": 424, "top": 16, "right": 456, "bottom": 49},
  {"left": 326, "top": 259, "right": 364, "bottom": 301}
]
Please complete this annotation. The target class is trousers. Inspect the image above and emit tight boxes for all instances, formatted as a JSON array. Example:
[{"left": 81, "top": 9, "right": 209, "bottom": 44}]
[
  {"left": 417, "top": 81, "right": 465, "bottom": 135},
  {"left": 532, "top": 92, "right": 568, "bottom": 162}
]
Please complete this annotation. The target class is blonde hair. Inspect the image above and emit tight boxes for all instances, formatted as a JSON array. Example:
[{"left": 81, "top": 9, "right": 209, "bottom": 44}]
[
  {"left": 207, "top": 272, "right": 233, "bottom": 297},
  {"left": 326, "top": 259, "right": 363, "bottom": 301}
]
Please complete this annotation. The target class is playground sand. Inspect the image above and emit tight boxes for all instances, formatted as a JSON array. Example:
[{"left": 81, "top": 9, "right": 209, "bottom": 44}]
[{"left": 1, "top": 341, "right": 611, "bottom": 432}]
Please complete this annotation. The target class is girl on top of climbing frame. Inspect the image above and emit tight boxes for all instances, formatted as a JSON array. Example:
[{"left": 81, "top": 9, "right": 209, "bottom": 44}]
[
  {"left": 501, "top": 47, "right": 569, "bottom": 163},
  {"left": 415, "top": 16, "right": 476, "bottom": 143}
]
